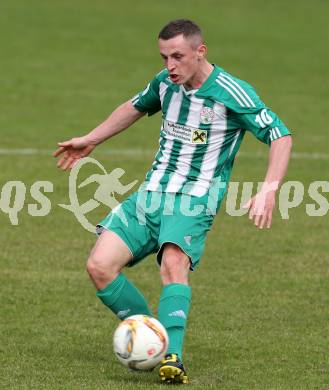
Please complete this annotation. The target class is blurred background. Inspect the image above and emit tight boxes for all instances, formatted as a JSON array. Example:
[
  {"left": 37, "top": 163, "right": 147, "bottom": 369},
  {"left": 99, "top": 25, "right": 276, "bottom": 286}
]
[{"left": 1, "top": 1, "right": 328, "bottom": 389}]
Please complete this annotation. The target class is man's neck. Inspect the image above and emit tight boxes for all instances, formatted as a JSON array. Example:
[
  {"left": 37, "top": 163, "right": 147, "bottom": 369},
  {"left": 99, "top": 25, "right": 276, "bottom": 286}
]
[{"left": 183, "top": 61, "right": 214, "bottom": 91}]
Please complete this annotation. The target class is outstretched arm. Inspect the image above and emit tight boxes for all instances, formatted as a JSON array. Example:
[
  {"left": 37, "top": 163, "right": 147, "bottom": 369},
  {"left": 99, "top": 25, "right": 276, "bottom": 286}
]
[
  {"left": 244, "top": 135, "right": 293, "bottom": 229},
  {"left": 53, "top": 100, "right": 145, "bottom": 170}
]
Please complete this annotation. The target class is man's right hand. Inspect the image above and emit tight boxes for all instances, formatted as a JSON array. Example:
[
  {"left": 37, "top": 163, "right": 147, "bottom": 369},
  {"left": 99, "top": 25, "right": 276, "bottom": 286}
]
[{"left": 53, "top": 136, "right": 96, "bottom": 170}]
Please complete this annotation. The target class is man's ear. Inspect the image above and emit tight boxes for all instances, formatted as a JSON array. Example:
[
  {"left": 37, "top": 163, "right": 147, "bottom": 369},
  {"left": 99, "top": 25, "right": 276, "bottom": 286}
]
[{"left": 197, "top": 44, "right": 207, "bottom": 59}]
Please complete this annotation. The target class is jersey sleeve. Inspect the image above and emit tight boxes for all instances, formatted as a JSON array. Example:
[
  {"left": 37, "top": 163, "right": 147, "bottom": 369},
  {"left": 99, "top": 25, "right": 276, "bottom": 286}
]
[
  {"left": 131, "top": 75, "right": 161, "bottom": 116},
  {"left": 235, "top": 104, "right": 292, "bottom": 145},
  {"left": 217, "top": 72, "right": 291, "bottom": 145}
]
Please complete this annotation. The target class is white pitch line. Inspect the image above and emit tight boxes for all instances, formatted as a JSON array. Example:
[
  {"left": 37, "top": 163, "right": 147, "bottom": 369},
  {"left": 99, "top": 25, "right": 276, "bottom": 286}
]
[
  {"left": 0, "top": 148, "right": 151, "bottom": 156},
  {"left": 241, "top": 151, "right": 329, "bottom": 160},
  {"left": 0, "top": 148, "right": 328, "bottom": 160}
]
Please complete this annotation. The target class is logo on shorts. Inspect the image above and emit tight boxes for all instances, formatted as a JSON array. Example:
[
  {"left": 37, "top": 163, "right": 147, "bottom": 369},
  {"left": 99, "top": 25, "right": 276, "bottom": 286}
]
[
  {"left": 200, "top": 107, "right": 214, "bottom": 124},
  {"left": 184, "top": 235, "right": 192, "bottom": 246}
]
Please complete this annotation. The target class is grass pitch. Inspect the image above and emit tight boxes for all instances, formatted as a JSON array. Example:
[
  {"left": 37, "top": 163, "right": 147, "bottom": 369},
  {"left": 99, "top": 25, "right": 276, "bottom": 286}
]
[{"left": 1, "top": 1, "right": 328, "bottom": 389}]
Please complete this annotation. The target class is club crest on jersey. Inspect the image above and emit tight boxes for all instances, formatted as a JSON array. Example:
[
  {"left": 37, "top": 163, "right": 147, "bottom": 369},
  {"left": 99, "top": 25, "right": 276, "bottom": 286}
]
[
  {"left": 200, "top": 107, "right": 214, "bottom": 124},
  {"left": 192, "top": 129, "right": 207, "bottom": 144}
]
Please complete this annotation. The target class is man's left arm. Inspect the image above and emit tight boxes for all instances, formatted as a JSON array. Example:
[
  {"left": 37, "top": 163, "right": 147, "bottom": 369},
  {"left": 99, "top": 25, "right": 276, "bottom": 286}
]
[
  {"left": 244, "top": 135, "right": 292, "bottom": 229},
  {"left": 224, "top": 76, "right": 293, "bottom": 228}
]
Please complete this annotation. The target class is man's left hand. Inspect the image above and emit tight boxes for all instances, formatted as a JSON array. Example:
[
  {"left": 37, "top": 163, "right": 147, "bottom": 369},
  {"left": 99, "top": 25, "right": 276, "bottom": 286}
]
[{"left": 243, "top": 189, "right": 276, "bottom": 229}]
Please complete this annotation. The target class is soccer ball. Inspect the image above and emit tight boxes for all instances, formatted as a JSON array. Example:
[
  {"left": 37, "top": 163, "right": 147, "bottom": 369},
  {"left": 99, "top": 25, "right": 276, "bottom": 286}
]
[{"left": 113, "top": 314, "right": 168, "bottom": 371}]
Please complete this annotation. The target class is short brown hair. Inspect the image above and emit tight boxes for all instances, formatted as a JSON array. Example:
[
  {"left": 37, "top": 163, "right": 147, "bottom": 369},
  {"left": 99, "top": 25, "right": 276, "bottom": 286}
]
[{"left": 158, "top": 19, "right": 203, "bottom": 42}]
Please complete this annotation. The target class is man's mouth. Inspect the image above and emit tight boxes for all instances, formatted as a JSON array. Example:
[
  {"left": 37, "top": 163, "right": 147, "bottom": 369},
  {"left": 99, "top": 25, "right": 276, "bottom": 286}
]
[{"left": 170, "top": 74, "right": 180, "bottom": 83}]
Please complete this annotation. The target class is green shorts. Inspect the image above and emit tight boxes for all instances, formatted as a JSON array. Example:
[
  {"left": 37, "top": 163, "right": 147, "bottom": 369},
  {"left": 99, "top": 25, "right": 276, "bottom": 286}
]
[{"left": 96, "top": 191, "right": 219, "bottom": 270}]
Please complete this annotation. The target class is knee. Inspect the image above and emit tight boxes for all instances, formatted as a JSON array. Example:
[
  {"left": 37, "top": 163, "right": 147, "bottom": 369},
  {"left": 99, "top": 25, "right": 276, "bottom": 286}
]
[
  {"left": 86, "top": 252, "right": 117, "bottom": 285},
  {"left": 160, "top": 246, "right": 190, "bottom": 285},
  {"left": 86, "top": 253, "right": 105, "bottom": 280}
]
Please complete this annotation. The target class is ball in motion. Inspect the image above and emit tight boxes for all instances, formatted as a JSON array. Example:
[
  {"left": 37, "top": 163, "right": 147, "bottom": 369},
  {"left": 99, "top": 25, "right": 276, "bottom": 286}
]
[{"left": 113, "top": 315, "right": 168, "bottom": 371}]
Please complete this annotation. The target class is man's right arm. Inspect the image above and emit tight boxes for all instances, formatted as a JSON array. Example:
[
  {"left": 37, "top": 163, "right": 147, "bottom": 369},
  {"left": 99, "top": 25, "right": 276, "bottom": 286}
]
[
  {"left": 86, "top": 100, "right": 145, "bottom": 145},
  {"left": 53, "top": 100, "right": 145, "bottom": 170}
]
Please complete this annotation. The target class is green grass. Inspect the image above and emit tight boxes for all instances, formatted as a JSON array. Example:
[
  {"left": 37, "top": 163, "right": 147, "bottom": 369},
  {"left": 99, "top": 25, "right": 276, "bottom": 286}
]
[{"left": 1, "top": 0, "right": 328, "bottom": 389}]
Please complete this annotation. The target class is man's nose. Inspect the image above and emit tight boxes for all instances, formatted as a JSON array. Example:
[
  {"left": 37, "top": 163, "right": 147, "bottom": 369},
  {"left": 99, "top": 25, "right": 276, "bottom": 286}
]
[{"left": 167, "top": 58, "right": 176, "bottom": 72}]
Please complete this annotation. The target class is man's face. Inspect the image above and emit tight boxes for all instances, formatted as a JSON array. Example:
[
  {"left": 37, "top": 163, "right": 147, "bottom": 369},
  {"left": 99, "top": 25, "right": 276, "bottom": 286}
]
[{"left": 158, "top": 34, "right": 205, "bottom": 85}]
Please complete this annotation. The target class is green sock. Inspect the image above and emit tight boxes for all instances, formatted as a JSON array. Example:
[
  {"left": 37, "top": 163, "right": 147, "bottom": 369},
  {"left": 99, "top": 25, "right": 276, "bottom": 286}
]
[
  {"left": 96, "top": 273, "right": 152, "bottom": 319},
  {"left": 157, "top": 283, "right": 192, "bottom": 360}
]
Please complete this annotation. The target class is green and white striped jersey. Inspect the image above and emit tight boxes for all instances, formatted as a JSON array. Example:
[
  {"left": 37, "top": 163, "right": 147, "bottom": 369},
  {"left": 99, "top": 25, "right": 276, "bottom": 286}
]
[{"left": 132, "top": 65, "right": 291, "bottom": 197}]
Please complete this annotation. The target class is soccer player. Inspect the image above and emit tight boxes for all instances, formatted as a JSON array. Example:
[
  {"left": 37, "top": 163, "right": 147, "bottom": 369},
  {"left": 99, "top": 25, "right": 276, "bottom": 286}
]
[{"left": 54, "top": 19, "right": 292, "bottom": 384}]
